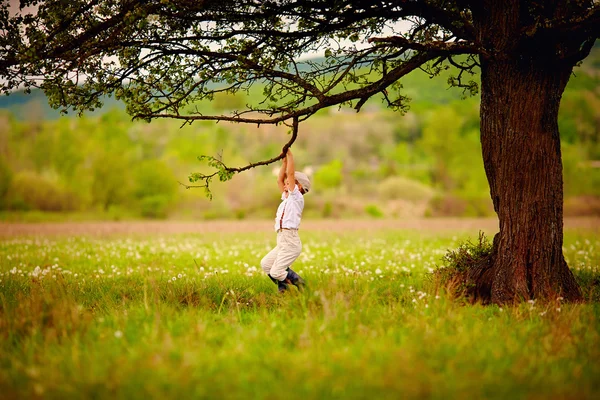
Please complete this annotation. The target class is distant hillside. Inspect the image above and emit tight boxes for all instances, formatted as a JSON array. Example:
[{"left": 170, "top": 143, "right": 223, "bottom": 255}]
[{"left": 0, "top": 89, "right": 124, "bottom": 121}]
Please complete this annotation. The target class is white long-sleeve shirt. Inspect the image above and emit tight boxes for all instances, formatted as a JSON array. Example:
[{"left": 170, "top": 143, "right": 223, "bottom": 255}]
[{"left": 273, "top": 185, "right": 304, "bottom": 231}]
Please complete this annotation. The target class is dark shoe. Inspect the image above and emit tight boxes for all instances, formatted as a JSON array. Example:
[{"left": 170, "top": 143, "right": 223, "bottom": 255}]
[
  {"left": 268, "top": 274, "right": 278, "bottom": 285},
  {"left": 285, "top": 268, "right": 305, "bottom": 290},
  {"left": 269, "top": 274, "right": 290, "bottom": 293},
  {"left": 277, "top": 279, "right": 289, "bottom": 293}
]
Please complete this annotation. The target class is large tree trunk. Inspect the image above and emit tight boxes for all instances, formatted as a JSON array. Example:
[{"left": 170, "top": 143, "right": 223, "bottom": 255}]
[
  {"left": 465, "top": 0, "right": 584, "bottom": 304},
  {"left": 475, "top": 56, "right": 582, "bottom": 304}
]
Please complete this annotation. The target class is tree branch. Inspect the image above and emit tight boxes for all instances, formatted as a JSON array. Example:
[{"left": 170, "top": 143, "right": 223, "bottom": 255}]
[
  {"left": 522, "top": 4, "right": 600, "bottom": 40},
  {"left": 182, "top": 117, "right": 300, "bottom": 196},
  {"left": 367, "top": 36, "right": 490, "bottom": 58},
  {"left": 397, "top": 0, "right": 476, "bottom": 40},
  {"left": 562, "top": 37, "right": 598, "bottom": 65},
  {"left": 135, "top": 51, "right": 437, "bottom": 124}
]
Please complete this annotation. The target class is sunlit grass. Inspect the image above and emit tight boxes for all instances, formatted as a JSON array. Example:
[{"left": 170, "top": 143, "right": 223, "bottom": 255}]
[{"left": 1, "top": 230, "right": 599, "bottom": 399}]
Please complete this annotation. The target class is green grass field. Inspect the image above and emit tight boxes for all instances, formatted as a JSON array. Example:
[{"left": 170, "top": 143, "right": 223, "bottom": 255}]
[{"left": 1, "top": 228, "right": 599, "bottom": 399}]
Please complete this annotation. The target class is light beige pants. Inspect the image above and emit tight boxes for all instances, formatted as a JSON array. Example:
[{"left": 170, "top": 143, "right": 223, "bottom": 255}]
[{"left": 260, "top": 229, "right": 302, "bottom": 281}]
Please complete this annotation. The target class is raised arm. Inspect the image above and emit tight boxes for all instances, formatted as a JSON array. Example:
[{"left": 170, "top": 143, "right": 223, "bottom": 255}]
[
  {"left": 277, "top": 153, "right": 287, "bottom": 193},
  {"left": 286, "top": 149, "right": 296, "bottom": 192}
]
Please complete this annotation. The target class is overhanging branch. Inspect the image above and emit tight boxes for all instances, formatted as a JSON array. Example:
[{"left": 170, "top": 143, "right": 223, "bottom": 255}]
[
  {"left": 367, "top": 36, "right": 490, "bottom": 58},
  {"left": 182, "top": 116, "right": 300, "bottom": 196},
  {"left": 522, "top": 5, "right": 600, "bottom": 40},
  {"left": 136, "top": 51, "right": 438, "bottom": 124}
]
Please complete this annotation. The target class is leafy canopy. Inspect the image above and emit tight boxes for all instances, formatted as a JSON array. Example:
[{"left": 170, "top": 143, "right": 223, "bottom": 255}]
[{"left": 1, "top": 0, "right": 599, "bottom": 192}]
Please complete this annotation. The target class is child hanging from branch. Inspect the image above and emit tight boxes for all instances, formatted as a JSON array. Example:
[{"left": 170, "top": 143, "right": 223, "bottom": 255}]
[{"left": 260, "top": 148, "right": 311, "bottom": 292}]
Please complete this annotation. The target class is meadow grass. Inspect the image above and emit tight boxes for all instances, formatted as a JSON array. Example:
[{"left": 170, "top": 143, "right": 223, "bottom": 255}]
[{"left": 0, "top": 229, "right": 599, "bottom": 399}]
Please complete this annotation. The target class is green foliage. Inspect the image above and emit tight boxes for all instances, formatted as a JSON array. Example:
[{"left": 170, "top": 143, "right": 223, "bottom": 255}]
[
  {"left": 211, "top": 92, "right": 247, "bottom": 112},
  {"left": 139, "top": 195, "right": 171, "bottom": 219},
  {"left": 322, "top": 201, "right": 333, "bottom": 218},
  {"left": 365, "top": 204, "right": 384, "bottom": 218},
  {"left": 562, "top": 143, "right": 600, "bottom": 197},
  {"left": 461, "top": 196, "right": 495, "bottom": 217},
  {"left": 7, "top": 171, "right": 78, "bottom": 211},
  {"left": 414, "top": 103, "right": 490, "bottom": 209},
  {"left": 133, "top": 160, "right": 178, "bottom": 201},
  {"left": 188, "top": 155, "right": 239, "bottom": 200},
  {"left": 434, "top": 232, "right": 494, "bottom": 299},
  {"left": 441, "top": 232, "right": 493, "bottom": 273},
  {"left": 0, "top": 158, "right": 12, "bottom": 209},
  {"left": 418, "top": 107, "right": 465, "bottom": 188},
  {"left": 314, "top": 159, "right": 343, "bottom": 188},
  {"left": 54, "top": 126, "right": 84, "bottom": 180},
  {"left": 378, "top": 176, "right": 435, "bottom": 202},
  {"left": 91, "top": 152, "right": 132, "bottom": 211}
]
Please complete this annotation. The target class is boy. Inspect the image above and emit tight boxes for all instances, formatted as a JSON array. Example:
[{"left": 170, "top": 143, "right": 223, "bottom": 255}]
[{"left": 260, "top": 148, "right": 310, "bottom": 293}]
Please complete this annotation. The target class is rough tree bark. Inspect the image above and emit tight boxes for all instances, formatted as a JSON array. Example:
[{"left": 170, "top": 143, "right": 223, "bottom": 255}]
[{"left": 469, "top": 1, "right": 583, "bottom": 303}]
